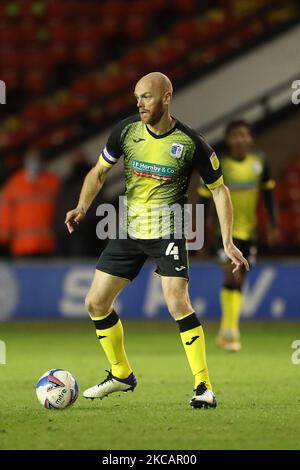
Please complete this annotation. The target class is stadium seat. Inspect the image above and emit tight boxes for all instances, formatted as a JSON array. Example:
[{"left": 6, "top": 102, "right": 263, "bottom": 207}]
[
  {"left": 0, "top": 68, "right": 18, "bottom": 91},
  {"left": 101, "top": 0, "right": 127, "bottom": 18},
  {"left": 0, "top": 23, "right": 20, "bottom": 44},
  {"left": 123, "top": 16, "right": 149, "bottom": 41},
  {"left": 121, "top": 47, "right": 148, "bottom": 68},
  {"left": 99, "top": 16, "right": 119, "bottom": 38},
  {"left": 49, "top": 20, "right": 75, "bottom": 44},
  {"left": 170, "top": 19, "right": 201, "bottom": 45},
  {"left": 19, "top": 19, "right": 38, "bottom": 42},
  {"left": 173, "top": 0, "right": 198, "bottom": 15},
  {"left": 49, "top": 43, "right": 70, "bottom": 64},
  {"left": 127, "top": 0, "right": 156, "bottom": 18},
  {"left": 36, "top": 124, "right": 79, "bottom": 149},
  {"left": 24, "top": 69, "right": 49, "bottom": 95},
  {"left": 20, "top": 0, "right": 46, "bottom": 17},
  {"left": 0, "top": 48, "right": 20, "bottom": 70},
  {"left": 74, "top": 42, "right": 98, "bottom": 67}
]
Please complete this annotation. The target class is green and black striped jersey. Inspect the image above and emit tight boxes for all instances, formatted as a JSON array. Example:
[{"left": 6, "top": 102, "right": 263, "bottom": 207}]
[{"left": 100, "top": 114, "right": 223, "bottom": 239}]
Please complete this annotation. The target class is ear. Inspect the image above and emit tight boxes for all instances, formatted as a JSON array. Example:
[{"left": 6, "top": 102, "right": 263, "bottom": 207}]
[{"left": 163, "top": 91, "right": 172, "bottom": 106}]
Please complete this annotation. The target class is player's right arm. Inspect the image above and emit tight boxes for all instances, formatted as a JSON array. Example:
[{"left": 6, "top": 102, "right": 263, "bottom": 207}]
[
  {"left": 65, "top": 160, "right": 111, "bottom": 234},
  {"left": 65, "top": 118, "right": 127, "bottom": 234}
]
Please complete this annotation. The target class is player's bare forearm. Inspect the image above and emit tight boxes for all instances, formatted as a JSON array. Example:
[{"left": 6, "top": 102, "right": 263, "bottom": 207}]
[
  {"left": 77, "top": 166, "right": 104, "bottom": 214},
  {"left": 211, "top": 184, "right": 249, "bottom": 272},
  {"left": 65, "top": 160, "right": 111, "bottom": 234},
  {"left": 211, "top": 184, "right": 233, "bottom": 247}
]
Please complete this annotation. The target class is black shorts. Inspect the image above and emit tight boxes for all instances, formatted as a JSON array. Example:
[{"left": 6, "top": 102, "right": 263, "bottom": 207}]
[
  {"left": 96, "top": 236, "right": 189, "bottom": 281},
  {"left": 216, "top": 238, "right": 257, "bottom": 265}
]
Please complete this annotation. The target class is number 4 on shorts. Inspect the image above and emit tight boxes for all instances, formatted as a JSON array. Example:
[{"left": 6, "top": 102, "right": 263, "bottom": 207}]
[{"left": 165, "top": 242, "right": 179, "bottom": 260}]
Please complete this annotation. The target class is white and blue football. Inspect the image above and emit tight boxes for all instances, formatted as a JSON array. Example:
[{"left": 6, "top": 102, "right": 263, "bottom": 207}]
[{"left": 36, "top": 369, "right": 78, "bottom": 410}]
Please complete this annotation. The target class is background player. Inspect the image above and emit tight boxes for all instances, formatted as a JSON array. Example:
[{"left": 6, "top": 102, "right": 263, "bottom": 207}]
[
  {"left": 65, "top": 73, "right": 249, "bottom": 409},
  {"left": 199, "top": 119, "right": 279, "bottom": 352}
]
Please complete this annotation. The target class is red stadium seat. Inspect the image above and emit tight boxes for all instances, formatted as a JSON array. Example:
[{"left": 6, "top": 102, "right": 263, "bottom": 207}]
[
  {"left": 127, "top": 1, "right": 155, "bottom": 18},
  {"left": 0, "top": 23, "right": 20, "bottom": 44},
  {"left": 99, "top": 16, "right": 119, "bottom": 38},
  {"left": 20, "top": 0, "right": 46, "bottom": 17},
  {"left": 101, "top": 0, "right": 126, "bottom": 18},
  {"left": 49, "top": 43, "right": 70, "bottom": 64},
  {"left": 46, "top": 2, "right": 73, "bottom": 18},
  {"left": 0, "top": 47, "right": 20, "bottom": 70},
  {"left": 173, "top": 0, "right": 198, "bottom": 15},
  {"left": 201, "top": 43, "right": 229, "bottom": 64},
  {"left": 283, "top": 153, "right": 300, "bottom": 178},
  {"left": 71, "top": 75, "right": 103, "bottom": 100},
  {"left": 275, "top": 182, "right": 289, "bottom": 208},
  {"left": 1, "top": 119, "right": 40, "bottom": 150},
  {"left": 25, "top": 47, "right": 54, "bottom": 70},
  {"left": 123, "top": 16, "right": 149, "bottom": 41},
  {"left": 19, "top": 19, "right": 38, "bottom": 42},
  {"left": 24, "top": 69, "right": 48, "bottom": 95},
  {"left": 0, "top": 68, "right": 18, "bottom": 91},
  {"left": 71, "top": 94, "right": 91, "bottom": 113},
  {"left": 21, "top": 102, "right": 48, "bottom": 122},
  {"left": 74, "top": 42, "right": 98, "bottom": 67},
  {"left": 107, "top": 95, "right": 131, "bottom": 116},
  {"left": 170, "top": 19, "right": 200, "bottom": 44},
  {"left": 49, "top": 20, "right": 75, "bottom": 44},
  {"left": 73, "top": 20, "right": 103, "bottom": 44},
  {"left": 36, "top": 125, "right": 79, "bottom": 149},
  {"left": 98, "top": 75, "right": 130, "bottom": 97},
  {"left": 72, "top": 2, "right": 103, "bottom": 18},
  {"left": 285, "top": 183, "right": 300, "bottom": 203},
  {"left": 121, "top": 47, "right": 147, "bottom": 67}
]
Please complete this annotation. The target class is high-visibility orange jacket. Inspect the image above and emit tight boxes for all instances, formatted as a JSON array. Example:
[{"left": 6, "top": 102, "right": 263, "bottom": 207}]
[{"left": 0, "top": 169, "right": 60, "bottom": 256}]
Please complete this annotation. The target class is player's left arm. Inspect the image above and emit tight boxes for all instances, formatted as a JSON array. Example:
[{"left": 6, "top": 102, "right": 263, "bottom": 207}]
[
  {"left": 211, "top": 183, "right": 249, "bottom": 272},
  {"left": 193, "top": 135, "right": 249, "bottom": 272}
]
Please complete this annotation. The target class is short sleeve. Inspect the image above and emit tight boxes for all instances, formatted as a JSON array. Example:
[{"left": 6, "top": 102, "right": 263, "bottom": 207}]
[
  {"left": 99, "top": 121, "right": 124, "bottom": 168},
  {"left": 260, "top": 159, "right": 276, "bottom": 190},
  {"left": 192, "top": 134, "right": 223, "bottom": 190}
]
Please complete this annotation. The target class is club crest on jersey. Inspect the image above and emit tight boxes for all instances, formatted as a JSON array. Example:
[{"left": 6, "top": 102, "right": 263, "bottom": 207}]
[
  {"left": 210, "top": 152, "right": 220, "bottom": 170},
  {"left": 170, "top": 143, "right": 184, "bottom": 159}
]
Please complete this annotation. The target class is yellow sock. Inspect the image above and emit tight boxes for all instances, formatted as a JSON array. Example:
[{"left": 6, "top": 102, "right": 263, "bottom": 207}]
[
  {"left": 177, "top": 312, "right": 212, "bottom": 390},
  {"left": 231, "top": 290, "right": 242, "bottom": 334},
  {"left": 220, "top": 288, "right": 242, "bottom": 339},
  {"left": 92, "top": 309, "right": 132, "bottom": 379}
]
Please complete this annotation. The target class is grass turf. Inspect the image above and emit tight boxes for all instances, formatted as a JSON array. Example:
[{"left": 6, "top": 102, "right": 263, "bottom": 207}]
[{"left": 0, "top": 320, "right": 300, "bottom": 450}]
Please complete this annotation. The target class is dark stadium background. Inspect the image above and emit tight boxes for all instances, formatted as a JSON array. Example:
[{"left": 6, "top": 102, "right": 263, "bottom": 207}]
[{"left": 0, "top": 0, "right": 300, "bottom": 451}]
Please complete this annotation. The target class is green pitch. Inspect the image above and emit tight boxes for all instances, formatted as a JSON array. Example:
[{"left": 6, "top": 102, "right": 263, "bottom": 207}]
[{"left": 0, "top": 320, "right": 300, "bottom": 450}]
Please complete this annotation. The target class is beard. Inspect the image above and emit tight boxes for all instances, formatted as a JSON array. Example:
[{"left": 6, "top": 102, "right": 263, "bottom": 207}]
[{"left": 140, "top": 101, "right": 165, "bottom": 125}]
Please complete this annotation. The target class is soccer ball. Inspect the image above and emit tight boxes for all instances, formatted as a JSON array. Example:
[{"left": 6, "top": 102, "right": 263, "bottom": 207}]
[{"left": 36, "top": 369, "right": 78, "bottom": 410}]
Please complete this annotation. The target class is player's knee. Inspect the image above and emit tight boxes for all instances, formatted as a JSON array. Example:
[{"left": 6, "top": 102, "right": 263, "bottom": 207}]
[
  {"left": 165, "top": 295, "right": 191, "bottom": 317},
  {"left": 84, "top": 295, "right": 96, "bottom": 316},
  {"left": 84, "top": 294, "right": 111, "bottom": 318}
]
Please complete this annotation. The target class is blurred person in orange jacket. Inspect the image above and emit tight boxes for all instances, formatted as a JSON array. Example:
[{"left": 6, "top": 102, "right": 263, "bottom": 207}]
[{"left": 0, "top": 149, "right": 59, "bottom": 257}]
